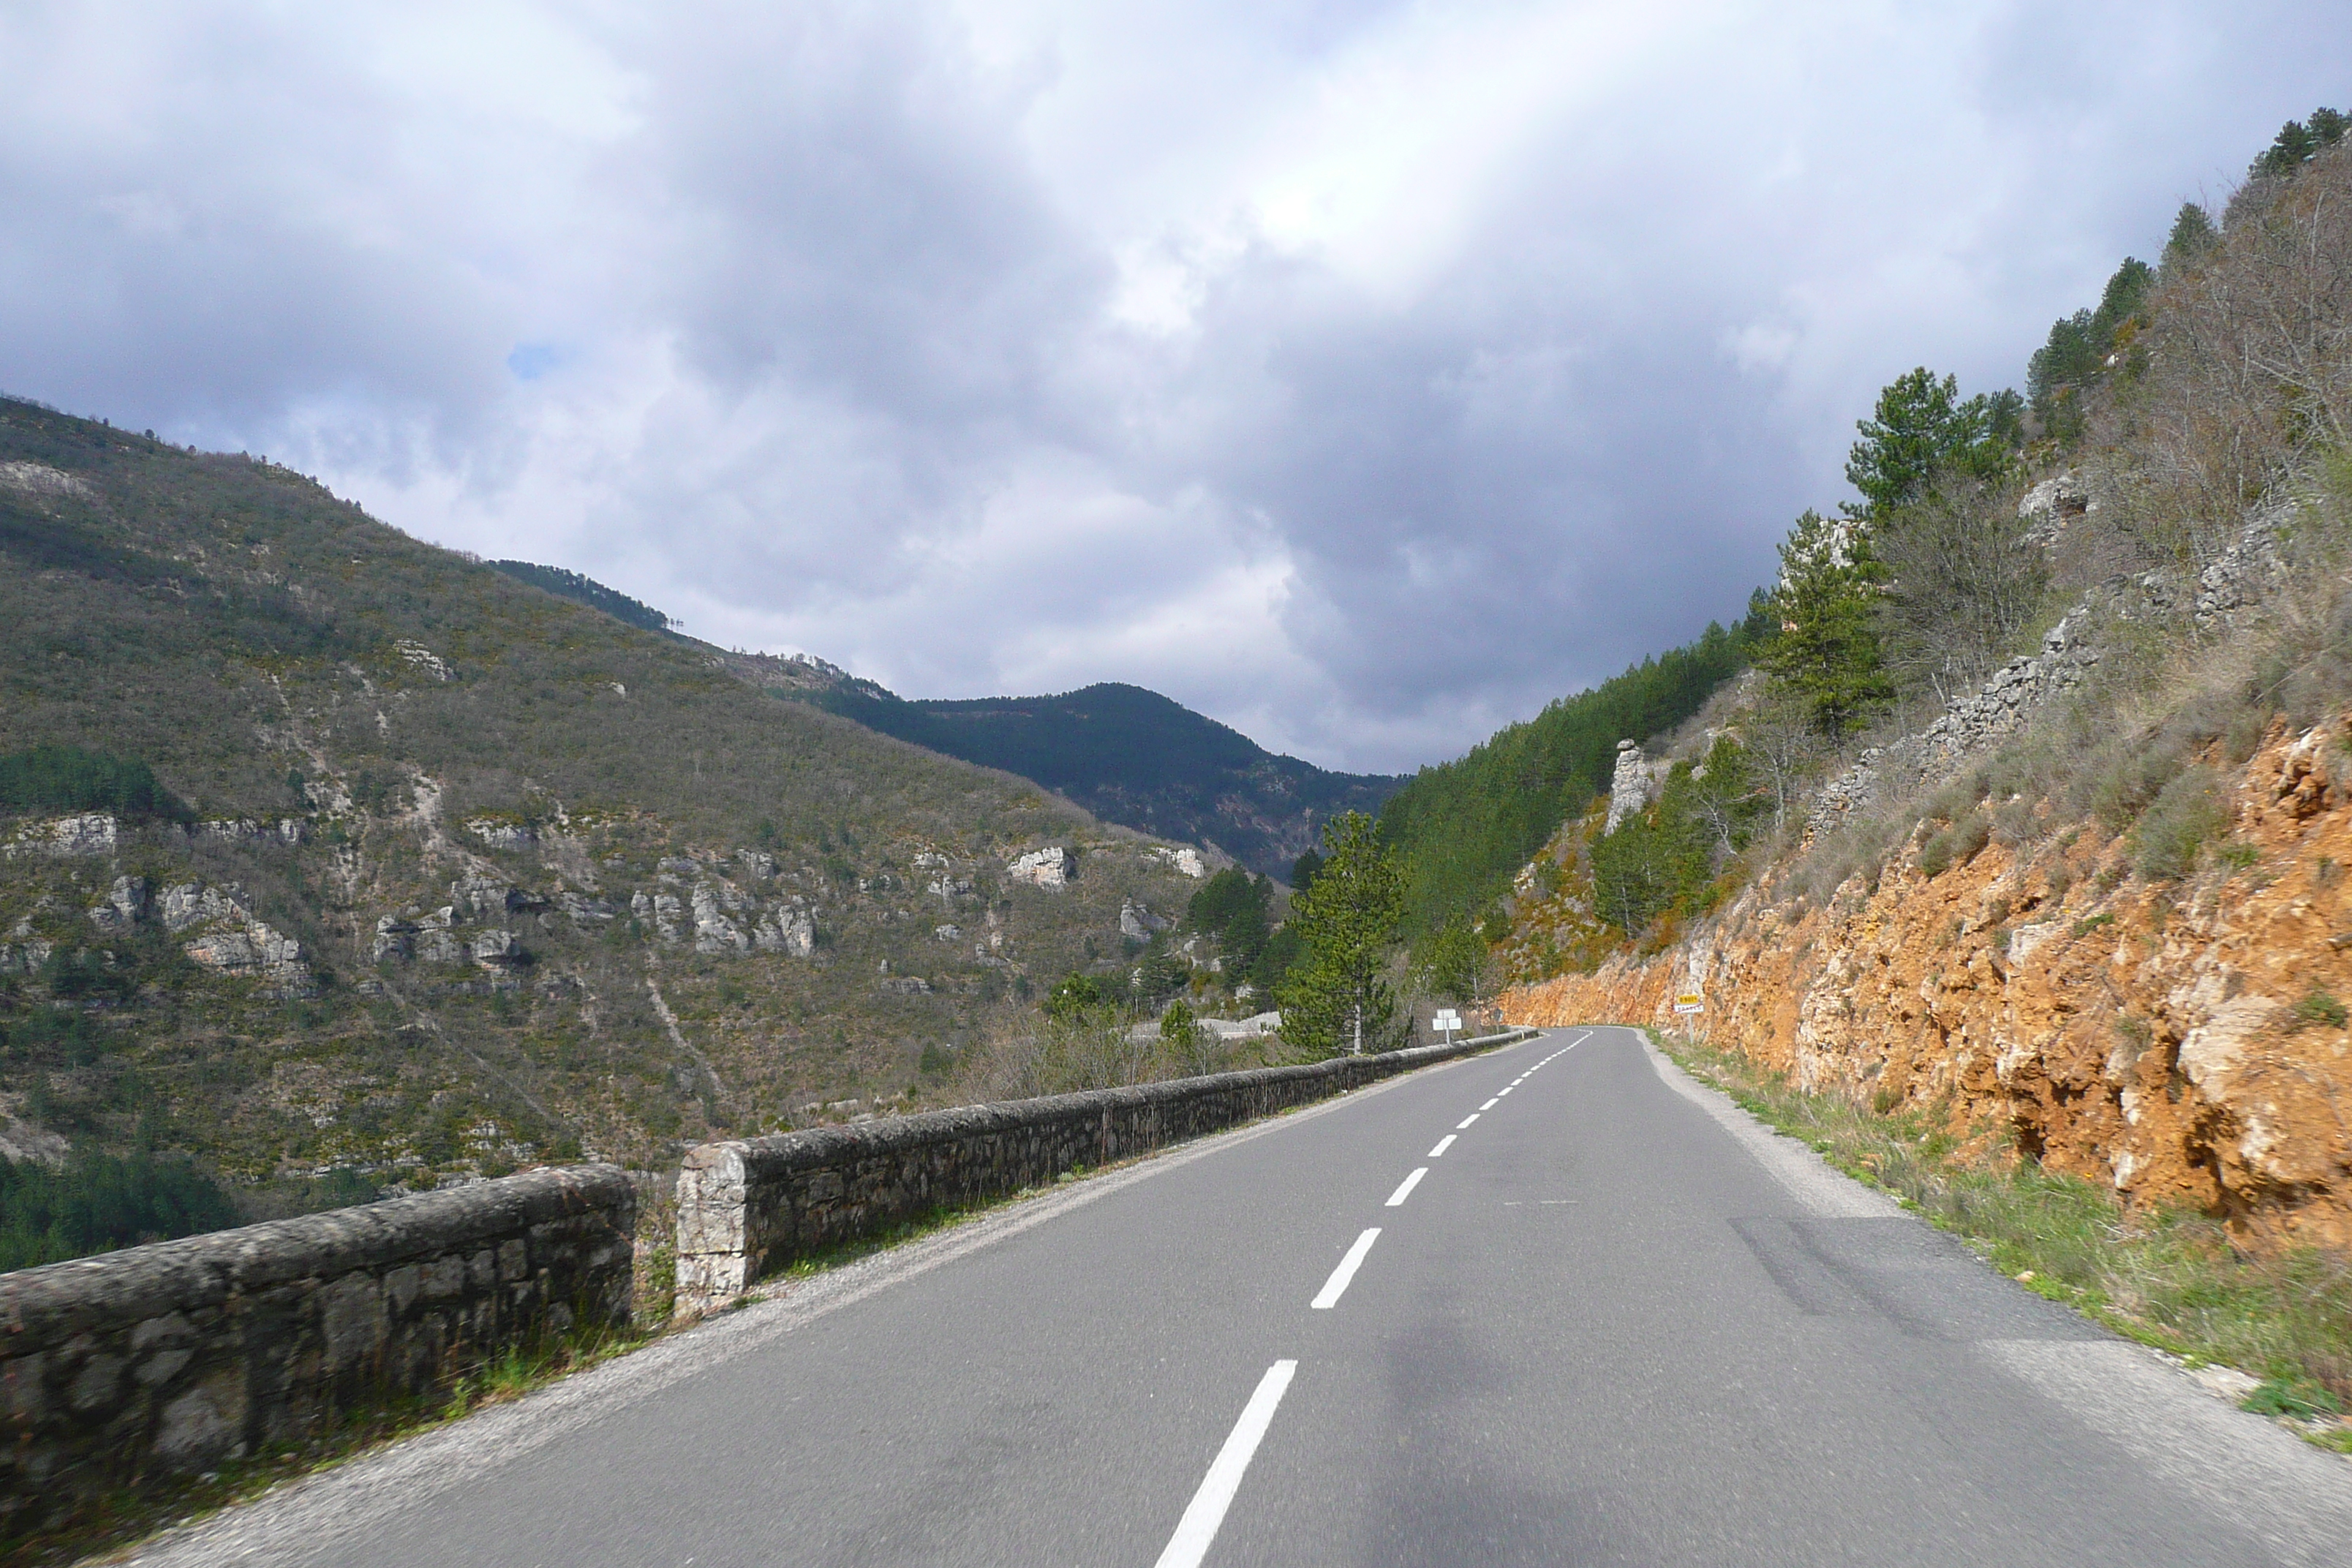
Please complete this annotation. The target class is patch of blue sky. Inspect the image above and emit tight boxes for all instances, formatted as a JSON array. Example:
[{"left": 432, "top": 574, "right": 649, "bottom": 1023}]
[{"left": 506, "top": 342, "right": 570, "bottom": 381}]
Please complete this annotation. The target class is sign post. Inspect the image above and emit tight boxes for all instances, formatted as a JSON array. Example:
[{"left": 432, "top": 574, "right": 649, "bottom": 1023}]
[{"left": 1433, "top": 1007, "right": 1460, "bottom": 1044}]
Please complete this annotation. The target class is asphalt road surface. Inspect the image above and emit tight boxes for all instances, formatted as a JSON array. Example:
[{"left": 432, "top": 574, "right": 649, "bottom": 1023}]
[{"left": 136, "top": 1027, "right": 2352, "bottom": 1567}]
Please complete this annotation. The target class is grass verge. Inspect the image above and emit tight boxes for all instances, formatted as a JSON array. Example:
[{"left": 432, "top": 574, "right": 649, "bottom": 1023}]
[{"left": 1652, "top": 1028, "right": 2352, "bottom": 1452}]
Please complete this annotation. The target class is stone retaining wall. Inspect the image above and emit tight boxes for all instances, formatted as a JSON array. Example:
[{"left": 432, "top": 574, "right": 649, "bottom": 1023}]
[
  {"left": 674, "top": 1032, "right": 1533, "bottom": 1316},
  {"left": 0, "top": 1164, "right": 634, "bottom": 1541}
]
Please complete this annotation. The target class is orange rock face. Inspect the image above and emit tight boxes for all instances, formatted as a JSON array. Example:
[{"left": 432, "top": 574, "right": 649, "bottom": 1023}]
[{"left": 1503, "top": 718, "right": 2352, "bottom": 1249}]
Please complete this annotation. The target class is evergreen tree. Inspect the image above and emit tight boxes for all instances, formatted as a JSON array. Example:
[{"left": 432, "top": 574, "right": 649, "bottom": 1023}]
[
  {"left": 2252, "top": 108, "right": 2348, "bottom": 179},
  {"left": 2161, "top": 203, "right": 2218, "bottom": 272},
  {"left": 2027, "top": 258, "right": 2157, "bottom": 437},
  {"left": 0, "top": 745, "right": 187, "bottom": 822},
  {"left": 1277, "top": 813, "right": 1404, "bottom": 1058},
  {"left": 1044, "top": 973, "right": 1110, "bottom": 1022},
  {"left": 1417, "top": 915, "right": 1485, "bottom": 1006},
  {"left": 1186, "top": 867, "right": 1270, "bottom": 972},
  {"left": 1844, "top": 368, "right": 2015, "bottom": 521},
  {"left": 1758, "top": 510, "right": 1893, "bottom": 739}
]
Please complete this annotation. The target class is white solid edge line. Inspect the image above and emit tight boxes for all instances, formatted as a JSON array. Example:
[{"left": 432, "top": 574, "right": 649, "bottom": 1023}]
[
  {"left": 1457, "top": 1113, "right": 1480, "bottom": 1129},
  {"left": 1385, "top": 1167, "right": 1428, "bottom": 1207},
  {"left": 1428, "top": 1134, "right": 1456, "bottom": 1158},
  {"left": 1153, "top": 1360, "right": 1300, "bottom": 1568},
  {"left": 1311, "top": 1227, "right": 1382, "bottom": 1309}
]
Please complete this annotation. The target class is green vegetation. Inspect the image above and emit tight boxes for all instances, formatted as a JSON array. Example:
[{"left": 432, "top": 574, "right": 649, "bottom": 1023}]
[
  {"left": 1660, "top": 1032, "right": 2352, "bottom": 1423},
  {"left": 1184, "top": 866, "right": 1297, "bottom": 995},
  {"left": 1044, "top": 973, "right": 1111, "bottom": 1023},
  {"left": 1187, "top": 868, "right": 1270, "bottom": 969},
  {"left": 1379, "top": 611, "right": 1765, "bottom": 936},
  {"left": 2027, "top": 260, "right": 2155, "bottom": 438},
  {"left": 1589, "top": 734, "right": 1766, "bottom": 932},
  {"left": 1757, "top": 510, "right": 1893, "bottom": 739},
  {"left": 1843, "top": 367, "right": 2021, "bottom": 521},
  {"left": 1289, "top": 847, "right": 1323, "bottom": 894},
  {"left": 1278, "top": 813, "right": 1405, "bottom": 1058},
  {"left": 2288, "top": 990, "right": 2349, "bottom": 1033},
  {"left": 1415, "top": 915, "right": 1485, "bottom": 1006},
  {"left": 0, "top": 391, "right": 1206, "bottom": 1199},
  {"left": 0, "top": 744, "right": 188, "bottom": 823},
  {"left": 793, "top": 679, "right": 1398, "bottom": 878},
  {"left": 2133, "top": 766, "right": 2229, "bottom": 881},
  {"left": 489, "top": 561, "right": 676, "bottom": 633},
  {"left": 0, "top": 1150, "right": 240, "bottom": 1270},
  {"left": 2250, "top": 107, "right": 2348, "bottom": 180}
]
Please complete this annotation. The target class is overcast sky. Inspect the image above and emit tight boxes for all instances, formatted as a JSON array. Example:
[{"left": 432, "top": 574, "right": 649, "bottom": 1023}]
[{"left": 0, "top": 2, "right": 2342, "bottom": 772}]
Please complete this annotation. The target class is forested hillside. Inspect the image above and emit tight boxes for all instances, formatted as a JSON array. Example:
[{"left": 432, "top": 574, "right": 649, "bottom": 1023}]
[
  {"left": 1377, "top": 609, "right": 1768, "bottom": 938},
  {"left": 0, "top": 402, "right": 1205, "bottom": 1206},
  {"left": 737, "top": 670, "right": 1400, "bottom": 879}
]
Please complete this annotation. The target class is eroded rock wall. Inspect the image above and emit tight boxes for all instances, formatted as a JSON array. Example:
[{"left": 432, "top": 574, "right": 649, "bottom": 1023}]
[{"left": 1504, "top": 715, "right": 2352, "bottom": 1249}]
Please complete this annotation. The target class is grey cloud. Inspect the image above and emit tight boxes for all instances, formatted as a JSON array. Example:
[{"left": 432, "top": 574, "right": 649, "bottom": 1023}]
[{"left": 1, "top": 1, "right": 2348, "bottom": 772}]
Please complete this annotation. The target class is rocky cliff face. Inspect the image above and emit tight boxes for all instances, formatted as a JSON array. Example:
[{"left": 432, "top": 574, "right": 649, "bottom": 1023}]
[{"left": 1504, "top": 715, "right": 2352, "bottom": 1249}]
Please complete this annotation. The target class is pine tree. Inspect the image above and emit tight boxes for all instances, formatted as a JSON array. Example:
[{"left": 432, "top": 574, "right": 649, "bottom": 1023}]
[
  {"left": 1845, "top": 369, "right": 2014, "bottom": 521},
  {"left": 2161, "top": 203, "right": 2217, "bottom": 272},
  {"left": 1758, "top": 510, "right": 1893, "bottom": 739},
  {"left": 1277, "top": 813, "right": 1404, "bottom": 1058},
  {"left": 1417, "top": 915, "right": 1485, "bottom": 1006}
]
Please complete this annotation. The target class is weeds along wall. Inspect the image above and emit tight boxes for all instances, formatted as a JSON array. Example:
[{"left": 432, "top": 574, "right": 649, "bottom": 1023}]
[
  {"left": 673, "top": 1032, "right": 1534, "bottom": 1314},
  {"left": 0, "top": 1164, "right": 634, "bottom": 1542}
]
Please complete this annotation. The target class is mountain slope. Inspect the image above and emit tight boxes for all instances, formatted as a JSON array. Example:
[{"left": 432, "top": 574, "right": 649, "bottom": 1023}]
[
  {"left": 0, "top": 397, "right": 1205, "bottom": 1188},
  {"left": 727, "top": 658, "right": 1401, "bottom": 878},
  {"left": 1377, "top": 612, "right": 1766, "bottom": 937}
]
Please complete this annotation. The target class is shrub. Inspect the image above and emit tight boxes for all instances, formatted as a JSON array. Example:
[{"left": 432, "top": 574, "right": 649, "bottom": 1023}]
[
  {"left": 1918, "top": 813, "right": 1991, "bottom": 878},
  {"left": 2080, "top": 731, "right": 2192, "bottom": 830},
  {"left": 2133, "top": 766, "right": 2228, "bottom": 880},
  {"left": 1044, "top": 973, "right": 1110, "bottom": 1022},
  {"left": 2288, "top": 990, "right": 2350, "bottom": 1033}
]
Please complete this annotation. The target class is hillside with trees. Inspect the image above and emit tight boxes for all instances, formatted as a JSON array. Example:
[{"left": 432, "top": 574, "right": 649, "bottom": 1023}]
[
  {"left": 1492, "top": 113, "right": 2352, "bottom": 1415},
  {"left": 0, "top": 404, "right": 1210, "bottom": 1226},
  {"left": 734, "top": 667, "right": 1401, "bottom": 880},
  {"left": 1375, "top": 608, "right": 1769, "bottom": 941}
]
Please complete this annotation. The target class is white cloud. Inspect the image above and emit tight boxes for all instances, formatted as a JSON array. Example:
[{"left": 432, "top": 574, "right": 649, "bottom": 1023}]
[{"left": 0, "top": 0, "right": 2345, "bottom": 771}]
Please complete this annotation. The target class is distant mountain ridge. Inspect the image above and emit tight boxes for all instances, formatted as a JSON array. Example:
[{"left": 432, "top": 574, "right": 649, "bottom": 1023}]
[{"left": 724, "top": 655, "right": 1401, "bottom": 878}]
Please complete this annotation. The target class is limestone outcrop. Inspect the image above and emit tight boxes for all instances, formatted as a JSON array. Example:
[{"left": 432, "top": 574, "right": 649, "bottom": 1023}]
[
  {"left": 1151, "top": 846, "right": 1207, "bottom": 878},
  {"left": 1504, "top": 713, "right": 2352, "bottom": 1249},
  {"left": 1007, "top": 846, "right": 1072, "bottom": 889},
  {"left": 3, "top": 813, "right": 119, "bottom": 859},
  {"left": 1605, "top": 742, "right": 1663, "bottom": 834}
]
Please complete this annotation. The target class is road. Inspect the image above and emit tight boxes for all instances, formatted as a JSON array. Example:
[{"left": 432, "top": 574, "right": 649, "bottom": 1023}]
[{"left": 136, "top": 1026, "right": 2352, "bottom": 1567}]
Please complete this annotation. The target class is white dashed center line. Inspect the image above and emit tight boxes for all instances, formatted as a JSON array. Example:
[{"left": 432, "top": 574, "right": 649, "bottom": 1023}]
[
  {"left": 1428, "top": 1134, "right": 1456, "bottom": 1158},
  {"left": 1311, "top": 1228, "right": 1382, "bottom": 1309},
  {"left": 1480, "top": 1098, "right": 1499, "bottom": 1111},
  {"left": 1153, "top": 1360, "right": 1298, "bottom": 1568},
  {"left": 1457, "top": 1113, "right": 1480, "bottom": 1129},
  {"left": 1384, "top": 1168, "right": 1428, "bottom": 1207}
]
